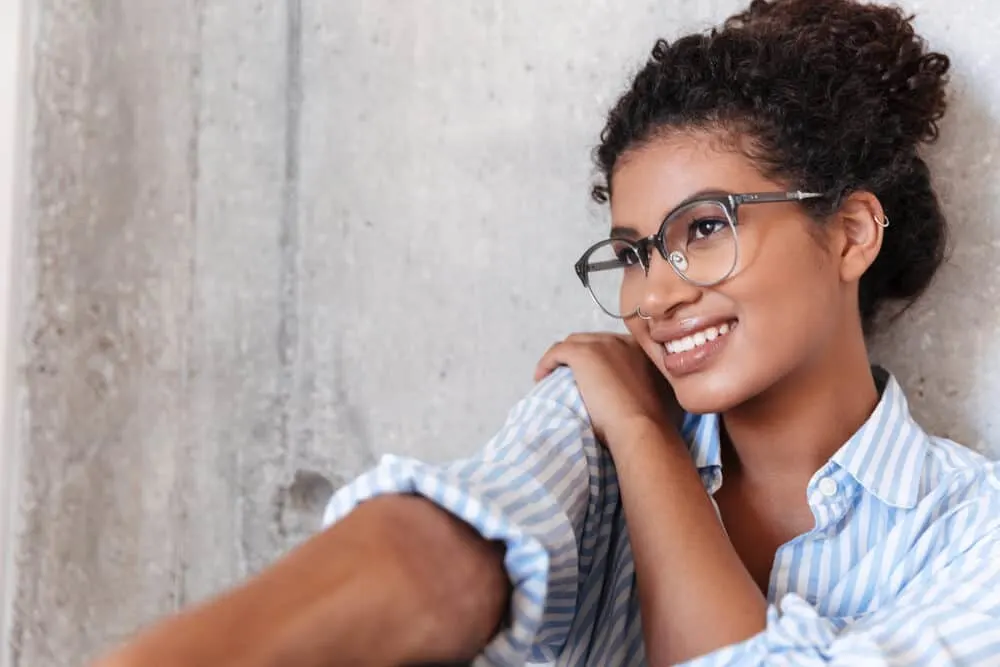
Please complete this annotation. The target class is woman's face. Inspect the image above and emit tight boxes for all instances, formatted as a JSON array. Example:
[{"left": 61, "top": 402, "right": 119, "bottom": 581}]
[{"left": 610, "top": 133, "right": 850, "bottom": 414}]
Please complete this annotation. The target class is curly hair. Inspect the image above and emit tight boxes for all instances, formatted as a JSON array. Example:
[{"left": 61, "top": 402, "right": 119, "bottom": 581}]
[{"left": 592, "top": 0, "right": 950, "bottom": 332}]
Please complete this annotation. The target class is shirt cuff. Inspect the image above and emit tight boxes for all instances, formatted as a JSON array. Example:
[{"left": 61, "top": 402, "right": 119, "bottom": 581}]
[{"left": 323, "top": 453, "right": 580, "bottom": 666}]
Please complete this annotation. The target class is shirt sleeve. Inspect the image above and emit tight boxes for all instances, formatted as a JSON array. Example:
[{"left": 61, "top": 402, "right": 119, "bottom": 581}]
[
  {"left": 322, "top": 366, "right": 602, "bottom": 666},
  {"left": 681, "top": 474, "right": 1000, "bottom": 667}
]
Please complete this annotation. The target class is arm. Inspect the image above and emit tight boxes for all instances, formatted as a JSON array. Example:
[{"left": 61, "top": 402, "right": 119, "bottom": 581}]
[
  {"left": 322, "top": 366, "right": 599, "bottom": 664},
  {"left": 532, "top": 334, "right": 767, "bottom": 664},
  {"left": 696, "top": 524, "right": 1000, "bottom": 666},
  {"left": 95, "top": 495, "right": 509, "bottom": 667},
  {"left": 607, "top": 419, "right": 766, "bottom": 666},
  {"left": 616, "top": 446, "right": 1000, "bottom": 667},
  {"left": 531, "top": 332, "right": 1000, "bottom": 666},
  {"left": 94, "top": 367, "right": 602, "bottom": 667}
]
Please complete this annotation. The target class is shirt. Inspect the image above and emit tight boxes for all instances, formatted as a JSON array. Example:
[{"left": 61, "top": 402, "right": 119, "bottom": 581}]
[{"left": 323, "top": 366, "right": 1000, "bottom": 666}]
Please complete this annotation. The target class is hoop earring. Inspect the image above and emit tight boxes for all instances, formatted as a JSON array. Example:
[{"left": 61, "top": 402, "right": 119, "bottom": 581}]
[
  {"left": 877, "top": 214, "right": 890, "bottom": 228},
  {"left": 637, "top": 307, "right": 653, "bottom": 321}
]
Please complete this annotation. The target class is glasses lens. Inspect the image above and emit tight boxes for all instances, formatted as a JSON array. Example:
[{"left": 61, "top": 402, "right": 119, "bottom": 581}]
[
  {"left": 581, "top": 239, "right": 644, "bottom": 318},
  {"left": 662, "top": 201, "right": 737, "bottom": 285}
]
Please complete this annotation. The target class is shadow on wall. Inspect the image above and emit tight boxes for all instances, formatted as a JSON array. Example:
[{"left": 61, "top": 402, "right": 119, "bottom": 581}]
[{"left": 871, "top": 64, "right": 1000, "bottom": 457}]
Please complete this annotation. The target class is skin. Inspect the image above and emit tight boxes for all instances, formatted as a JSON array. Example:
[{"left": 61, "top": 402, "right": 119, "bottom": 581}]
[
  {"left": 93, "top": 496, "right": 509, "bottom": 667},
  {"left": 534, "top": 130, "right": 887, "bottom": 664},
  {"left": 93, "top": 130, "right": 891, "bottom": 666}
]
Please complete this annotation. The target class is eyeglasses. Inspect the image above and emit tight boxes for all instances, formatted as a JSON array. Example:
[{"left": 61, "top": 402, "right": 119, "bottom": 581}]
[{"left": 574, "top": 191, "right": 823, "bottom": 319}]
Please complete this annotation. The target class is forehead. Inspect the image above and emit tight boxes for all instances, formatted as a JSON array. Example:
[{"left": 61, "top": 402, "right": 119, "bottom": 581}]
[{"left": 608, "top": 134, "right": 775, "bottom": 230}]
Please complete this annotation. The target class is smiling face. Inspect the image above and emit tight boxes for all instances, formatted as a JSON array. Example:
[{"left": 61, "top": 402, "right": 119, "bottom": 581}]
[{"left": 610, "top": 132, "right": 861, "bottom": 414}]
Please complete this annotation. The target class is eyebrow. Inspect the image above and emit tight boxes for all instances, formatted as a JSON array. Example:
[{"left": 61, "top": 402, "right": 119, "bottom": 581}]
[{"left": 608, "top": 187, "right": 731, "bottom": 239}]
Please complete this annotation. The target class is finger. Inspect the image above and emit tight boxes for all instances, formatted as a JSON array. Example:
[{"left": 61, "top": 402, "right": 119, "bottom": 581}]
[
  {"left": 565, "top": 332, "right": 617, "bottom": 345},
  {"left": 534, "top": 341, "right": 573, "bottom": 382},
  {"left": 533, "top": 344, "right": 563, "bottom": 382},
  {"left": 607, "top": 332, "right": 643, "bottom": 351},
  {"left": 568, "top": 332, "right": 638, "bottom": 352}
]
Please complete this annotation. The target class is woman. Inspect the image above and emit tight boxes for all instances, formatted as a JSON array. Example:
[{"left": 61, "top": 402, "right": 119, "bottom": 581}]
[{"left": 98, "top": 1, "right": 1000, "bottom": 666}]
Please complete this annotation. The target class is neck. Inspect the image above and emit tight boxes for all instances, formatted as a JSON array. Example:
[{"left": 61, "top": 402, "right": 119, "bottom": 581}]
[{"left": 720, "top": 330, "right": 880, "bottom": 487}]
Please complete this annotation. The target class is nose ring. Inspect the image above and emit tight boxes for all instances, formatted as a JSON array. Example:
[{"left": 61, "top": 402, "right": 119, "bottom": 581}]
[{"left": 637, "top": 307, "right": 653, "bottom": 321}]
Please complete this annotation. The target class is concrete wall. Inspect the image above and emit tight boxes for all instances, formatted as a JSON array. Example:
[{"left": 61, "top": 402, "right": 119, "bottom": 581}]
[
  {"left": 4, "top": 1, "right": 999, "bottom": 664},
  {"left": 1, "top": 0, "right": 27, "bottom": 665}
]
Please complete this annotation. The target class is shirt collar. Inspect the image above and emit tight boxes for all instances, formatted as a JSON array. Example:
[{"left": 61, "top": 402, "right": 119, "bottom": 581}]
[
  {"left": 682, "top": 367, "right": 930, "bottom": 509},
  {"left": 829, "top": 367, "right": 930, "bottom": 508}
]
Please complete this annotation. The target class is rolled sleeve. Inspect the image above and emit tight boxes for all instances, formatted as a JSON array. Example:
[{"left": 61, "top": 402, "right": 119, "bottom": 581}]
[
  {"left": 681, "top": 523, "right": 1000, "bottom": 667},
  {"left": 322, "top": 367, "right": 599, "bottom": 665}
]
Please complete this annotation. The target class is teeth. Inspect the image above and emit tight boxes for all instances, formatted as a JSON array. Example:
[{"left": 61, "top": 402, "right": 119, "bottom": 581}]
[{"left": 663, "top": 321, "right": 735, "bottom": 355}]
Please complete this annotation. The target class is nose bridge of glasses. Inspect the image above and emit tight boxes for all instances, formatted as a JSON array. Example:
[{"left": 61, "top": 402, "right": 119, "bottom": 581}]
[
  {"left": 629, "top": 237, "right": 693, "bottom": 301},
  {"left": 644, "top": 242, "right": 686, "bottom": 281},
  {"left": 637, "top": 229, "right": 689, "bottom": 278},
  {"left": 636, "top": 233, "right": 672, "bottom": 269}
]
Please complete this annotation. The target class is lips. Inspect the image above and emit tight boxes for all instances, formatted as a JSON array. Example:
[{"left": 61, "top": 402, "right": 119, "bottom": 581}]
[{"left": 654, "top": 318, "right": 739, "bottom": 376}]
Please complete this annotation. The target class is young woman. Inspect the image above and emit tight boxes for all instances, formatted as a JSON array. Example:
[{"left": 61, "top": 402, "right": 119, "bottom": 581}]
[{"left": 97, "top": 1, "right": 1000, "bottom": 666}]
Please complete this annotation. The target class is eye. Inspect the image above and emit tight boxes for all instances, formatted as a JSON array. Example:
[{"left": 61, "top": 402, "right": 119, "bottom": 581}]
[
  {"left": 613, "top": 243, "right": 642, "bottom": 267},
  {"left": 689, "top": 217, "right": 728, "bottom": 241}
]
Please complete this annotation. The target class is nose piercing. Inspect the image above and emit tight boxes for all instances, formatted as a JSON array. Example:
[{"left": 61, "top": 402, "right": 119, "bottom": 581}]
[
  {"left": 668, "top": 250, "right": 689, "bottom": 271},
  {"left": 637, "top": 307, "right": 653, "bottom": 320}
]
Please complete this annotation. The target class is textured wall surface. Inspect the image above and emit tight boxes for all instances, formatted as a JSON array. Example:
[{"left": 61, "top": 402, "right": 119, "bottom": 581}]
[
  {"left": 1, "top": 0, "right": 27, "bottom": 665},
  {"left": 5, "top": 0, "right": 1000, "bottom": 664}
]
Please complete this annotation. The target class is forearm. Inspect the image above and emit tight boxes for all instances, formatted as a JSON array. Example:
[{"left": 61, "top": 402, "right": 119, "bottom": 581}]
[
  {"left": 94, "top": 495, "right": 510, "bottom": 667},
  {"left": 608, "top": 421, "right": 765, "bottom": 666}
]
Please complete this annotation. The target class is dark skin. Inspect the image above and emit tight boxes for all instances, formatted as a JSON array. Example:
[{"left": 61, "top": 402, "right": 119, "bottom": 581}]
[
  {"left": 714, "top": 441, "right": 818, "bottom": 594},
  {"left": 534, "top": 132, "right": 885, "bottom": 664},
  {"left": 93, "top": 495, "right": 510, "bottom": 667},
  {"left": 94, "top": 131, "right": 887, "bottom": 667}
]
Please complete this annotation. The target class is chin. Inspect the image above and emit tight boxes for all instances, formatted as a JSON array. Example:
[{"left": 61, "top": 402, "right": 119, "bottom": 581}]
[{"left": 669, "top": 370, "right": 758, "bottom": 415}]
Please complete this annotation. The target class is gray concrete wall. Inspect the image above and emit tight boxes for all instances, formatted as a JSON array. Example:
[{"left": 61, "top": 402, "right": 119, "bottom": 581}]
[
  {"left": 4, "top": 1, "right": 999, "bottom": 665},
  {"left": 1, "top": 0, "right": 28, "bottom": 664}
]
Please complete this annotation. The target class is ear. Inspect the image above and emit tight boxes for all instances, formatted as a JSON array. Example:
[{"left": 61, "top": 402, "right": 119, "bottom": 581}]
[{"left": 832, "top": 191, "right": 886, "bottom": 283}]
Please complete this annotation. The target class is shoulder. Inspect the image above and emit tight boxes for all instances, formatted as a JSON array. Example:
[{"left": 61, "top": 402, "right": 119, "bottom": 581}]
[
  {"left": 922, "top": 435, "right": 999, "bottom": 498},
  {"left": 507, "top": 366, "right": 590, "bottom": 423},
  {"left": 912, "top": 438, "right": 1000, "bottom": 552},
  {"left": 925, "top": 433, "right": 994, "bottom": 470}
]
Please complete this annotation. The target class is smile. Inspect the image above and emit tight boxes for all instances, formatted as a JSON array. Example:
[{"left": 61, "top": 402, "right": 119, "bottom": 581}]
[{"left": 664, "top": 320, "right": 736, "bottom": 355}]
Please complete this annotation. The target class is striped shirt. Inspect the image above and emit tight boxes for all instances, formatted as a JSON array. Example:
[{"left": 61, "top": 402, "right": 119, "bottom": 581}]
[{"left": 323, "top": 366, "right": 1000, "bottom": 666}]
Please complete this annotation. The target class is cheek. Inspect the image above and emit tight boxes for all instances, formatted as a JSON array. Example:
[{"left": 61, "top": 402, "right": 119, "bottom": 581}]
[
  {"left": 747, "top": 241, "right": 834, "bottom": 321},
  {"left": 625, "top": 318, "right": 661, "bottom": 361},
  {"left": 733, "top": 230, "right": 841, "bottom": 363},
  {"left": 621, "top": 224, "right": 843, "bottom": 414},
  {"left": 674, "top": 230, "right": 839, "bottom": 412}
]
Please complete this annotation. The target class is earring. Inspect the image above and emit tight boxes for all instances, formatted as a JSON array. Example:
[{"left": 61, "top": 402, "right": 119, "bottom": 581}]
[{"left": 877, "top": 214, "right": 890, "bottom": 229}]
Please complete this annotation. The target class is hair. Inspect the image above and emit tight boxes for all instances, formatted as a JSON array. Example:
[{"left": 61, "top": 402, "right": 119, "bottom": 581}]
[{"left": 592, "top": 0, "right": 950, "bottom": 333}]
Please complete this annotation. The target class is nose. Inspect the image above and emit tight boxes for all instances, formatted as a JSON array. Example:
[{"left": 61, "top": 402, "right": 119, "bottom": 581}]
[{"left": 638, "top": 250, "right": 701, "bottom": 318}]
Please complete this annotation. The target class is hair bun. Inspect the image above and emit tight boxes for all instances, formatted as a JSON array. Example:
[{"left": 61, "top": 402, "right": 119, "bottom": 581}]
[{"left": 726, "top": 0, "right": 950, "bottom": 153}]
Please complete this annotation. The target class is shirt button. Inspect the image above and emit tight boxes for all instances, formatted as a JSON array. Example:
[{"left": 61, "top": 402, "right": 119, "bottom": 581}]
[{"left": 818, "top": 477, "right": 839, "bottom": 498}]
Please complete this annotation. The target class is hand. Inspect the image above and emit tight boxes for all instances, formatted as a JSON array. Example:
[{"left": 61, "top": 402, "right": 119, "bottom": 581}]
[{"left": 534, "top": 332, "right": 682, "bottom": 449}]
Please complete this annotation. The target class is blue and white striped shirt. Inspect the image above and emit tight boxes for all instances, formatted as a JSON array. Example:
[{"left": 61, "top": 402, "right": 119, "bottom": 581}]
[{"left": 324, "top": 366, "right": 1000, "bottom": 666}]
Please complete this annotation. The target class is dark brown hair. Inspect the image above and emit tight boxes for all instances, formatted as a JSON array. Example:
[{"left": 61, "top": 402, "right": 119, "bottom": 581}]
[{"left": 593, "top": 0, "right": 950, "bottom": 332}]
